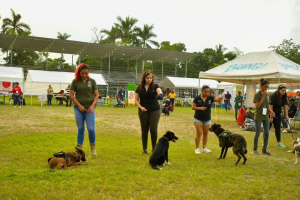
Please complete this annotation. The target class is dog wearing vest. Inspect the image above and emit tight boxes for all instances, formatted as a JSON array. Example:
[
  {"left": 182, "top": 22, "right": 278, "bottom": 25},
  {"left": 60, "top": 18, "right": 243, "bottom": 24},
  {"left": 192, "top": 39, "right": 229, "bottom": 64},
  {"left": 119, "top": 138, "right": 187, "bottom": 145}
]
[
  {"left": 48, "top": 147, "right": 87, "bottom": 171},
  {"left": 292, "top": 138, "right": 300, "bottom": 164},
  {"left": 149, "top": 131, "right": 179, "bottom": 170},
  {"left": 209, "top": 124, "right": 247, "bottom": 166}
]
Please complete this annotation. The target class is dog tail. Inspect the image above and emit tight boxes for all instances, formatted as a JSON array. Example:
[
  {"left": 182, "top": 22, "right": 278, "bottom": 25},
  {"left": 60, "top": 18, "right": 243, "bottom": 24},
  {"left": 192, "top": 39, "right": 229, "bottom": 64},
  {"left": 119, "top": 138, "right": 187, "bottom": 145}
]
[{"left": 48, "top": 157, "right": 53, "bottom": 163}]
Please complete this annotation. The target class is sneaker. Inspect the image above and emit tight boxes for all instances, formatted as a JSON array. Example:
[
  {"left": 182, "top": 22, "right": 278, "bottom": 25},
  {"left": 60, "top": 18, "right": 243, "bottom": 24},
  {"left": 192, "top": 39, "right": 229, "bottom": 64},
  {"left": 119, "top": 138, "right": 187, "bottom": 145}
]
[
  {"left": 19, "top": 106, "right": 21, "bottom": 108},
  {"left": 253, "top": 150, "right": 259, "bottom": 155},
  {"left": 262, "top": 150, "right": 271, "bottom": 155},
  {"left": 195, "top": 148, "right": 201, "bottom": 154},
  {"left": 202, "top": 147, "right": 211, "bottom": 153},
  {"left": 14, "top": 106, "right": 16, "bottom": 107},
  {"left": 282, "top": 130, "right": 287, "bottom": 133},
  {"left": 142, "top": 150, "right": 147, "bottom": 155},
  {"left": 277, "top": 143, "right": 286, "bottom": 148}
]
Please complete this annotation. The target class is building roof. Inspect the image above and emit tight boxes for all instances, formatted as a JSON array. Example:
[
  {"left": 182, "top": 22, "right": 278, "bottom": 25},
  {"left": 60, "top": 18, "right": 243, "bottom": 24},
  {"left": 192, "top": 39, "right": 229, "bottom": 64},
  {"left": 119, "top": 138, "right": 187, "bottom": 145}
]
[{"left": 0, "top": 34, "right": 196, "bottom": 63}]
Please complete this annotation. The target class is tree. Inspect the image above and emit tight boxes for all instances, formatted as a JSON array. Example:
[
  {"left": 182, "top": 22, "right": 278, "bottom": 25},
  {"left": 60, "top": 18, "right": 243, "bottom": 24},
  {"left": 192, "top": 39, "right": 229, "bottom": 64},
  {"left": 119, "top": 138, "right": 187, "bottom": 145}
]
[
  {"left": 160, "top": 41, "right": 187, "bottom": 52},
  {"left": 134, "top": 24, "right": 159, "bottom": 48},
  {"left": 134, "top": 24, "right": 159, "bottom": 71},
  {"left": 1, "top": 9, "right": 31, "bottom": 35},
  {"left": 100, "top": 26, "right": 122, "bottom": 44},
  {"left": 114, "top": 16, "right": 138, "bottom": 46},
  {"left": 57, "top": 32, "right": 71, "bottom": 67},
  {"left": 269, "top": 39, "right": 300, "bottom": 64}
]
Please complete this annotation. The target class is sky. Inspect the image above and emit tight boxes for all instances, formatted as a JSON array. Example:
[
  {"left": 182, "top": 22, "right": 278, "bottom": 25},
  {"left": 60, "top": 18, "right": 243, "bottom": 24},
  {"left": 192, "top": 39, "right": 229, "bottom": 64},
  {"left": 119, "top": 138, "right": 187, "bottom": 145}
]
[{"left": 1, "top": 0, "right": 300, "bottom": 63}]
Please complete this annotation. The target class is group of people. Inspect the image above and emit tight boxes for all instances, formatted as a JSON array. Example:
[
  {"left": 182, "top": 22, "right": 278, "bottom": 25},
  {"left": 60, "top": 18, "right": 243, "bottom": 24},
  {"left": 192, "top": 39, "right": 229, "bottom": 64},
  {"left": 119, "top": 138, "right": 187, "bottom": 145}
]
[
  {"left": 47, "top": 84, "right": 72, "bottom": 107},
  {"left": 56, "top": 64, "right": 299, "bottom": 158}
]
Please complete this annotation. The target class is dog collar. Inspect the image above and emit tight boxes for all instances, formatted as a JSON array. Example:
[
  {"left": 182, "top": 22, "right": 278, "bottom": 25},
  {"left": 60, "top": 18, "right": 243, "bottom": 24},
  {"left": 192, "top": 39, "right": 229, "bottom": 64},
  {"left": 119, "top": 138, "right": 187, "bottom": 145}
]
[{"left": 162, "top": 136, "right": 169, "bottom": 142}]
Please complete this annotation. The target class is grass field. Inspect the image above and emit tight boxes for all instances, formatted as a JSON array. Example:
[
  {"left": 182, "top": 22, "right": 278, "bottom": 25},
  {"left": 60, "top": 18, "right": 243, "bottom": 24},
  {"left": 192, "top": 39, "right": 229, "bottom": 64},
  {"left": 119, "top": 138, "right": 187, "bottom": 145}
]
[{"left": 0, "top": 97, "right": 300, "bottom": 199}]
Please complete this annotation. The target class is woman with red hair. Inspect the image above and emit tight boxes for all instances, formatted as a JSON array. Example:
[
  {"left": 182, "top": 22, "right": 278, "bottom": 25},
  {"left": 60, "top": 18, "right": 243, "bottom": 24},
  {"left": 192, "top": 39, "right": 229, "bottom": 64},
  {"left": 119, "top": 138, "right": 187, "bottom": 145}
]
[{"left": 69, "top": 63, "right": 99, "bottom": 156}]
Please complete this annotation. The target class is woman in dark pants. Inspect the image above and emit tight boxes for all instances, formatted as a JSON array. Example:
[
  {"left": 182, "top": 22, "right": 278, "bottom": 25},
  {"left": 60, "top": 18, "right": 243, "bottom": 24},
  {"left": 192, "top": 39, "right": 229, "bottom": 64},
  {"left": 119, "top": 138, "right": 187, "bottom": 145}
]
[
  {"left": 269, "top": 84, "right": 289, "bottom": 148},
  {"left": 135, "top": 71, "right": 163, "bottom": 154}
]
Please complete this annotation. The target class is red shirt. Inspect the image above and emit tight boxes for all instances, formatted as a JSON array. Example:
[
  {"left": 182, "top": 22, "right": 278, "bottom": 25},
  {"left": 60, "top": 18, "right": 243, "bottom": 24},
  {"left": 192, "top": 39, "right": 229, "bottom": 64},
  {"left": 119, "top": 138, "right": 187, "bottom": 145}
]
[{"left": 12, "top": 86, "right": 22, "bottom": 95}]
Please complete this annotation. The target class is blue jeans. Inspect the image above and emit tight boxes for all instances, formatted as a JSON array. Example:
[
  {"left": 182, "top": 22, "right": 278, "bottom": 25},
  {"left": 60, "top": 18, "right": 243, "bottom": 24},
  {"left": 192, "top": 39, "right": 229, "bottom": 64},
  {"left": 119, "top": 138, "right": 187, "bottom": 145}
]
[
  {"left": 254, "top": 119, "right": 269, "bottom": 151},
  {"left": 66, "top": 96, "right": 72, "bottom": 107},
  {"left": 74, "top": 107, "right": 96, "bottom": 145},
  {"left": 224, "top": 101, "right": 230, "bottom": 111},
  {"left": 13, "top": 94, "right": 21, "bottom": 106},
  {"left": 47, "top": 95, "right": 53, "bottom": 105},
  {"left": 235, "top": 107, "right": 240, "bottom": 121}
]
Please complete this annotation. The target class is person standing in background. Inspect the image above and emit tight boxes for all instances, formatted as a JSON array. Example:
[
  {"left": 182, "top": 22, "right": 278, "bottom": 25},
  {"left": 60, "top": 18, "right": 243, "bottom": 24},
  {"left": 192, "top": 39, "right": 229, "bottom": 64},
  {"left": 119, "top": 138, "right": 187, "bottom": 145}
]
[
  {"left": 184, "top": 89, "right": 190, "bottom": 107},
  {"left": 210, "top": 91, "right": 215, "bottom": 108},
  {"left": 224, "top": 91, "right": 232, "bottom": 111},
  {"left": 47, "top": 85, "right": 53, "bottom": 106},
  {"left": 11, "top": 82, "right": 22, "bottom": 108},
  {"left": 118, "top": 86, "right": 125, "bottom": 102},
  {"left": 65, "top": 84, "right": 72, "bottom": 107},
  {"left": 168, "top": 90, "right": 176, "bottom": 105},
  {"left": 234, "top": 91, "right": 243, "bottom": 122}
]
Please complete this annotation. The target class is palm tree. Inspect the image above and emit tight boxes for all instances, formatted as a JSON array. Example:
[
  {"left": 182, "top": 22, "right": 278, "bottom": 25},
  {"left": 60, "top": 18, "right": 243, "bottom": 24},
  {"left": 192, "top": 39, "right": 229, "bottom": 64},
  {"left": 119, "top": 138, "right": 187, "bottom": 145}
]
[
  {"left": 100, "top": 26, "right": 122, "bottom": 44},
  {"left": 215, "top": 44, "right": 227, "bottom": 54},
  {"left": 57, "top": 32, "right": 71, "bottom": 68},
  {"left": 1, "top": 9, "right": 31, "bottom": 35},
  {"left": 57, "top": 32, "right": 71, "bottom": 40},
  {"left": 134, "top": 24, "right": 159, "bottom": 48},
  {"left": 57, "top": 32, "right": 71, "bottom": 58},
  {"left": 114, "top": 16, "right": 138, "bottom": 46},
  {"left": 134, "top": 24, "right": 159, "bottom": 71}
]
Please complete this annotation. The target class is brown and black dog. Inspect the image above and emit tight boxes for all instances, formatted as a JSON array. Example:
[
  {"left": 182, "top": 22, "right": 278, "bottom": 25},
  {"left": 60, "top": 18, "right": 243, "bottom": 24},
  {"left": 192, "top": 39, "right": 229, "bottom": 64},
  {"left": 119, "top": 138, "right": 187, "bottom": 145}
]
[
  {"left": 209, "top": 123, "right": 247, "bottom": 166},
  {"left": 48, "top": 147, "right": 86, "bottom": 171}
]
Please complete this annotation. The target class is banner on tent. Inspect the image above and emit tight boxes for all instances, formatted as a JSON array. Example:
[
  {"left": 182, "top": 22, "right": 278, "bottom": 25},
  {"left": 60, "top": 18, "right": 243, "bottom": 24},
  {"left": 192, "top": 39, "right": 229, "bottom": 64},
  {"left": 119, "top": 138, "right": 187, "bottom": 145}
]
[{"left": 0, "top": 81, "right": 12, "bottom": 92}]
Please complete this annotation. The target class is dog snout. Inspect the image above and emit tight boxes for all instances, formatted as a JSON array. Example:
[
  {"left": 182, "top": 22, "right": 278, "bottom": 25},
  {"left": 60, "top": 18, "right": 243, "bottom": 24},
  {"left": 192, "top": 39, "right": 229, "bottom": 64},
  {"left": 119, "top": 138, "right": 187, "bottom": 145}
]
[{"left": 81, "top": 157, "right": 86, "bottom": 162}]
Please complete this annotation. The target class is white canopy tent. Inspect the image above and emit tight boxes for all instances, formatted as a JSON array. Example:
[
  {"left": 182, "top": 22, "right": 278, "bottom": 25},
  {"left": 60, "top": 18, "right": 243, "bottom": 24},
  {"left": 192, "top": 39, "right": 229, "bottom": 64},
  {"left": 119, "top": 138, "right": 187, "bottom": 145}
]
[
  {"left": 159, "top": 76, "right": 219, "bottom": 98},
  {"left": 0, "top": 66, "right": 24, "bottom": 93},
  {"left": 200, "top": 51, "right": 300, "bottom": 84},
  {"left": 25, "top": 70, "right": 108, "bottom": 105}
]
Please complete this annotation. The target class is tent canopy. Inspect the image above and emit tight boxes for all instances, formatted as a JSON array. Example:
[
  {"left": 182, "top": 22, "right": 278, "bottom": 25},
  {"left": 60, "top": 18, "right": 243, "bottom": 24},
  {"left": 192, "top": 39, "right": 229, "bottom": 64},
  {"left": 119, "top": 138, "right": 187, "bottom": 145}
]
[
  {"left": 199, "top": 51, "right": 300, "bottom": 84},
  {"left": 159, "top": 76, "right": 219, "bottom": 89},
  {"left": 0, "top": 66, "right": 24, "bottom": 83},
  {"left": 25, "top": 70, "right": 107, "bottom": 94}
]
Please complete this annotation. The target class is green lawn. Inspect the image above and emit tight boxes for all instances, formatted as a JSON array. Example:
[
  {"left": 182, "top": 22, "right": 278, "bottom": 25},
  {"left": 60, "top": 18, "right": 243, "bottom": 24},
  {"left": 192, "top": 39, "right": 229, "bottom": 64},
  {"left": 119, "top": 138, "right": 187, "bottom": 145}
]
[{"left": 0, "top": 103, "right": 299, "bottom": 199}]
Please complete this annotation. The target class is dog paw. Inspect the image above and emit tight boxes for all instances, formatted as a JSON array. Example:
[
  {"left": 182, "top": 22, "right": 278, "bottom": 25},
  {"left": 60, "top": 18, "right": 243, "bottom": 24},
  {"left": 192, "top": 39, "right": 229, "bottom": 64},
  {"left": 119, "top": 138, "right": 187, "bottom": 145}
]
[{"left": 167, "top": 162, "right": 172, "bottom": 165}]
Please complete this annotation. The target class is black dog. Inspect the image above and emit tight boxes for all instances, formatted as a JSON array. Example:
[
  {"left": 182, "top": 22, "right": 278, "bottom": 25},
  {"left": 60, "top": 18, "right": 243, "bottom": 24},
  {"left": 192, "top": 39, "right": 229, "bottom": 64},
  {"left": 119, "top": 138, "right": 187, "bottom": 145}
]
[
  {"left": 209, "top": 124, "right": 247, "bottom": 166},
  {"left": 149, "top": 131, "right": 178, "bottom": 170}
]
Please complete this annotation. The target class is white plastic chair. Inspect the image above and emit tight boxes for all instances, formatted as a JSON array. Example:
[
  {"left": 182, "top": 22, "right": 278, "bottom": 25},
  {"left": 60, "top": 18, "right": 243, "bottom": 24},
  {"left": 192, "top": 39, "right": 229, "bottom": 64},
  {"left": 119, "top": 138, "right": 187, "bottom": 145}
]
[{"left": 289, "top": 110, "right": 300, "bottom": 129}]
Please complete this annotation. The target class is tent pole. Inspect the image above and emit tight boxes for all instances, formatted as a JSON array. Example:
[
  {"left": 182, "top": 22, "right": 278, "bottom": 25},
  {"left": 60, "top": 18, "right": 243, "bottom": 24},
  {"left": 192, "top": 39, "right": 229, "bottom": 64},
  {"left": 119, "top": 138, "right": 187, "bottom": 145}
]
[
  {"left": 185, "top": 60, "right": 187, "bottom": 78},
  {"left": 174, "top": 63, "right": 176, "bottom": 76},
  {"left": 151, "top": 61, "right": 153, "bottom": 73},
  {"left": 162, "top": 62, "right": 164, "bottom": 80},
  {"left": 31, "top": 82, "right": 32, "bottom": 106},
  {"left": 108, "top": 54, "right": 111, "bottom": 78},
  {"left": 46, "top": 53, "right": 48, "bottom": 71},
  {"left": 72, "top": 55, "right": 73, "bottom": 67},
  {"left": 10, "top": 49, "right": 13, "bottom": 66},
  {"left": 136, "top": 59, "right": 138, "bottom": 80}
]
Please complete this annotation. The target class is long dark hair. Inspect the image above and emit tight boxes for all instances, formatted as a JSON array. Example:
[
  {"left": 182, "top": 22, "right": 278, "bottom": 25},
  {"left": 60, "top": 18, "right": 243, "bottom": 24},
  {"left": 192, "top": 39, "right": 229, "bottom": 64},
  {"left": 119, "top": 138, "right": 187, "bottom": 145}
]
[
  {"left": 137, "top": 71, "right": 155, "bottom": 96},
  {"left": 272, "top": 84, "right": 288, "bottom": 106}
]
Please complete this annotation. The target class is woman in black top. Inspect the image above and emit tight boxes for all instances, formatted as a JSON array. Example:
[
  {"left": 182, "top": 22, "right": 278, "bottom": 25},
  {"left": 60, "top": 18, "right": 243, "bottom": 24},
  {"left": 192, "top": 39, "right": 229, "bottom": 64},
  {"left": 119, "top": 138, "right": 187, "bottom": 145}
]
[
  {"left": 135, "top": 71, "right": 163, "bottom": 154},
  {"left": 269, "top": 84, "right": 289, "bottom": 148},
  {"left": 192, "top": 85, "right": 222, "bottom": 154}
]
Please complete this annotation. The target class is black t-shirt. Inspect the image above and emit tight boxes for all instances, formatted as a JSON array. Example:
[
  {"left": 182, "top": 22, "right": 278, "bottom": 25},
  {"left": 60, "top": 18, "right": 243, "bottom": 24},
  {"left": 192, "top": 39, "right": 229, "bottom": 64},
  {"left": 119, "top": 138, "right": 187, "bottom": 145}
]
[
  {"left": 118, "top": 89, "right": 125, "bottom": 98},
  {"left": 193, "top": 95, "right": 215, "bottom": 121},
  {"left": 136, "top": 84, "right": 160, "bottom": 111},
  {"left": 288, "top": 104, "right": 297, "bottom": 118},
  {"left": 164, "top": 101, "right": 171, "bottom": 108},
  {"left": 225, "top": 94, "right": 231, "bottom": 101},
  {"left": 270, "top": 93, "right": 288, "bottom": 114}
]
